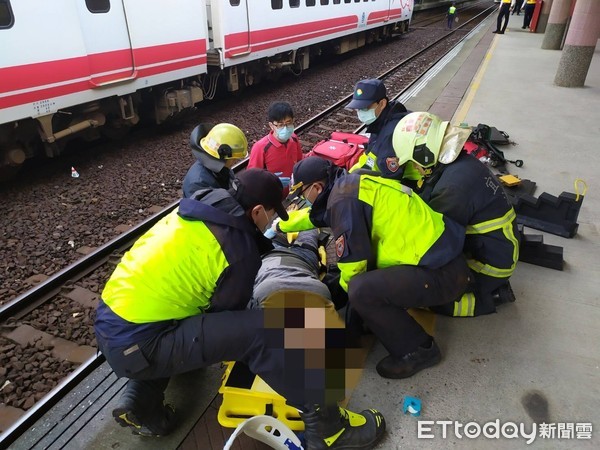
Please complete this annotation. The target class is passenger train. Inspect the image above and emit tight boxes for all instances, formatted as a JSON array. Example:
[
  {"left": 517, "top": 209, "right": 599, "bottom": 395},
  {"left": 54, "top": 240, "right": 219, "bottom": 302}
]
[{"left": 0, "top": 0, "right": 414, "bottom": 171}]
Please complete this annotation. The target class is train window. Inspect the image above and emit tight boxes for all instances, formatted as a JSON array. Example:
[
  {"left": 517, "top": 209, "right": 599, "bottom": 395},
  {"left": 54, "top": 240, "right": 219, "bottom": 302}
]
[
  {"left": 333, "top": 0, "right": 341, "bottom": 4},
  {"left": 0, "top": 0, "right": 15, "bottom": 28},
  {"left": 344, "top": 0, "right": 351, "bottom": 4},
  {"left": 306, "top": 0, "right": 316, "bottom": 6},
  {"left": 290, "top": 0, "right": 300, "bottom": 7},
  {"left": 0, "top": 0, "right": 14, "bottom": 28},
  {"left": 320, "top": 0, "right": 329, "bottom": 5},
  {"left": 86, "top": 0, "right": 110, "bottom": 13},
  {"left": 230, "top": 0, "right": 241, "bottom": 5},
  {"left": 272, "top": 0, "right": 283, "bottom": 9}
]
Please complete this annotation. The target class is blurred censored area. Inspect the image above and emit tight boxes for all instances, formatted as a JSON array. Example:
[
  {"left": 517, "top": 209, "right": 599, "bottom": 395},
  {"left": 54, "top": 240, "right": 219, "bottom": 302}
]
[{"left": 260, "top": 290, "right": 365, "bottom": 407}]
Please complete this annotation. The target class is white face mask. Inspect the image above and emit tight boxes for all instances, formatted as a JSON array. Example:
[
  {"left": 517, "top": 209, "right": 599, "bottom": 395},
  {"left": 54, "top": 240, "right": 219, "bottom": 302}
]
[
  {"left": 261, "top": 207, "right": 272, "bottom": 233},
  {"left": 357, "top": 107, "right": 378, "bottom": 125}
]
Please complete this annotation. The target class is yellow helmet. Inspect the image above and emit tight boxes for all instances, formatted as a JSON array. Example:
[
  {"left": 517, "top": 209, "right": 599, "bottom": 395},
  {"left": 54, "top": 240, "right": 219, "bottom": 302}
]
[
  {"left": 199, "top": 123, "right": 248, "bottom": 160},
  {"left": 392, "top": 112, "right": 449, "bottom": 169}
]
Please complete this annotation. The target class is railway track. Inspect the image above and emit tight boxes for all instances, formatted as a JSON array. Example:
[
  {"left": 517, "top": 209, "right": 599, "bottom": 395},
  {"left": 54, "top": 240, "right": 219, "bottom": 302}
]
[{"left": 0, "top": 4, "right": 497, "bottom": 447}]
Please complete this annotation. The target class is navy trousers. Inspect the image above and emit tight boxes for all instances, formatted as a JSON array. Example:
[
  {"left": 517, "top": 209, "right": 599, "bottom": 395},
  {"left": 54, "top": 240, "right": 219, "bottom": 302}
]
[
  {"left": 348, "top": 255, "right": 470, "bottom": 357},
  {"left": 98, "top": 308, "right": 345, "bottom": 409}
]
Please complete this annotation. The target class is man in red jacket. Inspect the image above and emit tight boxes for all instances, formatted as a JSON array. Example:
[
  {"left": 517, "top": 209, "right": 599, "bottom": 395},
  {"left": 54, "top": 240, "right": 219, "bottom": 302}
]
[{"left": 248, "top": 101, "right": 303, "bottom": 194}]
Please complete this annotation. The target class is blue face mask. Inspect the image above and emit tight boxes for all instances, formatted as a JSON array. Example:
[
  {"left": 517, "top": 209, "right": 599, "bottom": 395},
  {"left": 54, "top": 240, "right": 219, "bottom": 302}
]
[
  {"left": 275, "top": 125, "right": 294, "bottom": 142},
  {"left": 301, "top": 184, "right": 314, "bottom": 207},
  {"left": 357, "top": 107, "right": 378, "bottom": 125}
]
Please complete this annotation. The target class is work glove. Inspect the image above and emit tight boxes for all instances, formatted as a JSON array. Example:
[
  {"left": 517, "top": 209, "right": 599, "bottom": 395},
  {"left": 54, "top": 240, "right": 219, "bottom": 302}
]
[{"left": 263, "top": 217, "right": 282, "bottom": 239}]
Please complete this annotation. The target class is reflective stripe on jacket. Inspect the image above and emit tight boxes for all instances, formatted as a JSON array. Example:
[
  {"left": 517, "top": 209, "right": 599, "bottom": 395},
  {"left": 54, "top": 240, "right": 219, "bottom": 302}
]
[
  {"left": 418, "top": 153, "right": 520, "bottom": 280},
  {"left": 327, "top": 174, "right": 465, "bottom": 291},
  {"left": 101, "top": 189, "right": 265, "bottom": 323}
]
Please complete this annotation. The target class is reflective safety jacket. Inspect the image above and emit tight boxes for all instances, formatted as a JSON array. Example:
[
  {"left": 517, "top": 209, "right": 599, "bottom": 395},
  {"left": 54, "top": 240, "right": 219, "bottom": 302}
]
[
  {"left": 96, "top": 189, "right": 269, "bottom": 346},
  {"left": 418, "top": 153, "right": 520, "bottom": 316},
  {"left": 357, "top": 101, "right": 410, "bottom": 179},
  {"left": 326, "top": 174, "right": 465, "bottom": 291}
]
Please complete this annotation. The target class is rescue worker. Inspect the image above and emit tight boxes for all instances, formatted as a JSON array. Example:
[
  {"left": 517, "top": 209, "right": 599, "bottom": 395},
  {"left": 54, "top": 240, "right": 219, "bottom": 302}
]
[
  {"left": 447, "top": 3, "right": 457, "bottom": 30},
  {"left": 95, "top": 169, "right": 384, "bottom": 449},
  {"left": 392, "top": 112, "right": 520, "bottom": 316},
  {"left": 284, "top": 156, "right": 471, "bottom": 379},
  {"left": 182, "top": 123, "right": 247, "bottom": 198},
  {"left": 345, "top": 79, "right": 411, "bottom": 178},
  {"left": 248, "top": 101, "right": 303, "bottom": 195}
]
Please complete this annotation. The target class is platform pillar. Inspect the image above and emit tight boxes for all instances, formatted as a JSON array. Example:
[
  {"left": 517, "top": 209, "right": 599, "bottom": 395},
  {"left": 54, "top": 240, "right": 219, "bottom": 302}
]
[
  {"left": 541, "top": 0, "right": 572, "bottom": 49},
  {"left": 554, "top": 0, "right": 600, "bottom": 87},
  {"left": 536, "top": 0, "right": 553, "bottom": 33}
]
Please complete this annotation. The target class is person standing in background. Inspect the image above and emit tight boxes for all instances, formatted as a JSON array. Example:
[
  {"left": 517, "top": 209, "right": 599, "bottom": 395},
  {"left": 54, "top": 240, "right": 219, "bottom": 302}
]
[
  {"left": 493, "top": 0, "right": 514, "bottom": 35},
  {"left": 447, "top": 3, "right": 457, "bottom": 30},
  {"left": 248, "top": 101, "right": 303, "bottom": 196},
  {"left": 522, "top": 0, "right": 537, "bottom": 29},
  {"left": 512, "top": 0, "right": 524, "bottom": 16}
]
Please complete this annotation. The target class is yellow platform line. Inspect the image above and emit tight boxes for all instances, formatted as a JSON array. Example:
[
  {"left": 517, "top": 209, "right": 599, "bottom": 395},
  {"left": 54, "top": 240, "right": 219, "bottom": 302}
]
[{"left": 454, "top": 35, "right": 500, "bottom": 125}]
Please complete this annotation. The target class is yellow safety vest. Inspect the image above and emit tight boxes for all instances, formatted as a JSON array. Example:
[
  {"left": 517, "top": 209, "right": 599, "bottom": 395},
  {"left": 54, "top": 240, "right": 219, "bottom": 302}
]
[
  {"left": 336, "top": 174, "right": 450, "bottom": 291},
  {"left": 102, "top": 209, "right": 229, "bottom": 323}
]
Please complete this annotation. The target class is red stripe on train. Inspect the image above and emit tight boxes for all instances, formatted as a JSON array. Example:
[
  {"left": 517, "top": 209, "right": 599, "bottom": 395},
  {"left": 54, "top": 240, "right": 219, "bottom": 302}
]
[
  {"left": 0, "top": 57, "right": 206, "bottom": 110},
  {"left": 1, "top": 39, "right": 207, "bottom": 95},
  {"left": 225, "top": 24, "right": 357, "bottom": 58},
  {"left": 224, "top": 15, "right": 357, "bottom": 50},
  {"left": 367, "top": 9, "right": 404, "bottom": 25}
]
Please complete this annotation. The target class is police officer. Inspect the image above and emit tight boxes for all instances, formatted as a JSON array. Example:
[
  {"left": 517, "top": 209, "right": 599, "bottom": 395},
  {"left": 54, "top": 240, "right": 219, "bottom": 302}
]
[
  {"left": 286, "top": 156, "right": 471, "bottom": 379},
  {"left": 392, "top": 112, "right": 520, "bottom": 317},
  {"left": 345, "top": 79, "right": 411, "bottom": 178},
  {"left": 182, "top": 123, "right": 248, "bottom": 198},
  {"left": 95, "top": 168, "right": 384, "bottom": 449}
]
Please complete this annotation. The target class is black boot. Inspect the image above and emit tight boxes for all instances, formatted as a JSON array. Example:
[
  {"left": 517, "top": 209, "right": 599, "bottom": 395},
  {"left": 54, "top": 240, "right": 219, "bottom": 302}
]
[
  {"left": 112, "top": 379, "right": 176, "bottom": 437},
  {"left": 376, "top": 339, "right": 441, "bottom": 379},
  {"left": 492, "top": 282, "right": 516, "bottom": 307},
  {"left": 301, "top": 405, "right": 386, "bottom": 450}
]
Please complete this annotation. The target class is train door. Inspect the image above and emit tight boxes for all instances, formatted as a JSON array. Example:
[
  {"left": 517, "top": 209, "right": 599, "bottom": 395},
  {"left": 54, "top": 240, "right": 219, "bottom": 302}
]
[
  {"left": 383, "top": 0, "right": 393, "bottom": 22},
  {"left": 229, "top": 0, "right": 250, "bottom": 57},
  {"left": 76, "top": 0, "right": 135, "bottom": 87}
]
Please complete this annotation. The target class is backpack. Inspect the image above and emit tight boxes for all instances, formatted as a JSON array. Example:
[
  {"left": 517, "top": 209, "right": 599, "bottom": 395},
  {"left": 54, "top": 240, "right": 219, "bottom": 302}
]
[
  {"left": 307, "top": 132, "right": 368, "bottom": 171},
  {"left": 463, "top": 124, "right": 523, "bottom": 169}
]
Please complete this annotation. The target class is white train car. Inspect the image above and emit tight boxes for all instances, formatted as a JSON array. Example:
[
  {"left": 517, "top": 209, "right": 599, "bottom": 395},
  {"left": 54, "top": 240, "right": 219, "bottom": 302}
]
[
  {"left": 0, "top": 0, "right": 413, "bottom": 172},
  {"left": 208, "top": 0, "right": 413, "bottom": 91},
  {"left": 0, "top": 0, "right": 208, "bottom": 168}
]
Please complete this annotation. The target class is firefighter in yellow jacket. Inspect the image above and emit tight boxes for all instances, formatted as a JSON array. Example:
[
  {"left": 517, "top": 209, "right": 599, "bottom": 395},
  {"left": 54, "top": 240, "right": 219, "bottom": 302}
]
[
  {"left": 95, "top": 168, "right": 386, "bottom": 449},
  {"left": 285, "top": 156, "right": 471, "bottom": 379},
  {"left": 392, "top": 112, "right": 520, "bottom": 317}
]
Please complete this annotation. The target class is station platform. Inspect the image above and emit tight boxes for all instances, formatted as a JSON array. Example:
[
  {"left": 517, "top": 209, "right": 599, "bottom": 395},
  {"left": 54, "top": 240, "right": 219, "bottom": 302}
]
[{"left": 7, "top": 12, "right": 600, "bottom": 450}]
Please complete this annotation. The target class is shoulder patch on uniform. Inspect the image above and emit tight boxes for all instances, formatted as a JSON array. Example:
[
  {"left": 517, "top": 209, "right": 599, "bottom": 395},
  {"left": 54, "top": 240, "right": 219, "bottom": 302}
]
[
  {"left": 335, "top": 235, "right": 345, "bottom": 258},
  {"left": 386, "top": 157, "right": 400, "bottom": 173}
]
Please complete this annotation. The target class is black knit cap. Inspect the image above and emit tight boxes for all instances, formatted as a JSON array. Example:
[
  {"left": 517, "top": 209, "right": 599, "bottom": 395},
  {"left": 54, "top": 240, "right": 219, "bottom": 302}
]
[{"left": 231, "top": 169, "right": 289, "bottom": 220}]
